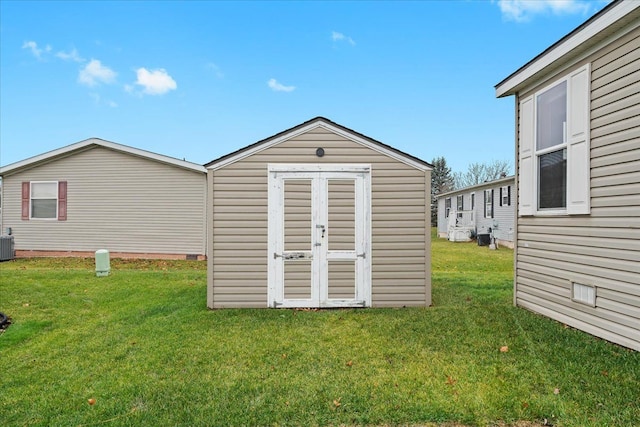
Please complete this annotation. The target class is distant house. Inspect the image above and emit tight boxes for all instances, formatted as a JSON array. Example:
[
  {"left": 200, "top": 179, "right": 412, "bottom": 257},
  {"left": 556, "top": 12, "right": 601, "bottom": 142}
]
[
  {"left": 496, "top": 0, "right": 640, "bottom": 351},
  {"left": 206, "top": 117, "right": 433, "bottom": 309},
  {"left": 436, "top": 176, "right": 515, "bottom": 248},
  {"left": 0, "top": 138, "right": 207, "bottom": 259}
]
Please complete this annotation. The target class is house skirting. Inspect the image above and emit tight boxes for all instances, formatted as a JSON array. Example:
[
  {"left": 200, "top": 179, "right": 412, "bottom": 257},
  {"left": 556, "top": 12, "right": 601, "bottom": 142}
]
[
  {"left": 15, "top": 250, "right": 206, "bottom": 261},
  {"left": 495, "top": 239, "right": 514, "bottom": 249}
]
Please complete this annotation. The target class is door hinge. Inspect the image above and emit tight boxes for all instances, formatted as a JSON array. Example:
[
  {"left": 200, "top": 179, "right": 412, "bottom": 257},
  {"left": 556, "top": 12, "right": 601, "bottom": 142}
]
[{"left": 357, "top": 252, "right": 366, "bottom": 259}]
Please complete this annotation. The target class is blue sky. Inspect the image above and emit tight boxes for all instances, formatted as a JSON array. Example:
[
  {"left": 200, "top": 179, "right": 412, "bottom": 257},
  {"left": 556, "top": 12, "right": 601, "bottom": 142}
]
[{"left": 0, "top": 0, "right": 610, "bottom": 173}]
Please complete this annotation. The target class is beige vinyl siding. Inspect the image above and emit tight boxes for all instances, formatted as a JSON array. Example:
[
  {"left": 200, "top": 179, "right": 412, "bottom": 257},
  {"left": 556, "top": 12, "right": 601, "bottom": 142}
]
[
  {"left": 515, "top": 26, "right": 640, "bottom": 351},
  {"left": 283, "top": 180, "right": 312, "bottom": 299},
  {"left": 327, "top": 180, "right": 357, "bottom": 300},
  {"left": 2, "top": 146, "right": 206, "bottom": 255},
  {"left": 209, "top": 126, "right": 430, "bottom": 308},
  {"left": 328, "top": 180, "right": 356, "bottom": 251}
]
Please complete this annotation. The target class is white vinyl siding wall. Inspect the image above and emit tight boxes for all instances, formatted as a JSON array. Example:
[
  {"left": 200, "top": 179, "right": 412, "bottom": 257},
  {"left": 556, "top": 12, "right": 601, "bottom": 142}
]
[
  {"left": 492, "top": 186, "right": 514, "bottom": 243},
  {"left": 436, "top": 197, "right": 448, "bottom": 236},
  {"left": 514, "top": 26, "right": 640, "bottom": 351},
  {"left": 2, "top": 147, "right": 206, "bottom": 255},
  {"left": 209, "top": 126, "right": 430, "bottom": 308}
]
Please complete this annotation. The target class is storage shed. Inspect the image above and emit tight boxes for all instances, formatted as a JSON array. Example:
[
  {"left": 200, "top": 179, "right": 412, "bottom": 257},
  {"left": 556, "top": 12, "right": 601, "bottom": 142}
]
[{"left": 206, "top": 117, "right": 432, "bottom": 308}]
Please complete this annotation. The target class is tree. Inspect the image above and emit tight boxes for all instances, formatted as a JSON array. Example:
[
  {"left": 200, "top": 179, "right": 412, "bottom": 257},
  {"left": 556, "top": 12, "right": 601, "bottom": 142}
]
[
  {"left": 453, "top": 160, "right": 511, "bottom": 190},
  {"left": 430, "top": 157, "right": 454, "bottom": 226}
]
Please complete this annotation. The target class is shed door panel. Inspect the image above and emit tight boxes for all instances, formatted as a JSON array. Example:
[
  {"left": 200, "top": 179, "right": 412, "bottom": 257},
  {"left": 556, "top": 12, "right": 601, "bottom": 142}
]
[
  {"left": 327, "top": 261, "right": 356, "bottom": 300},
  {"left": 328, "top": 180, "right": 355, "bottom": 251},
  {"left": 325, "top": 180, "right": 357, "bottom": 302},
  {"left": 282, "top": 179, "right": 316, "bottom": 304},
  {"left": 283, "top": 262, "right": 312, "bottom": 300}
]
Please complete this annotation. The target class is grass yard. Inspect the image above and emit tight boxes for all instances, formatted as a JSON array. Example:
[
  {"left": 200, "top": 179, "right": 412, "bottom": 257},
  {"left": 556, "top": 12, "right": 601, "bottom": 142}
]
[{"left": 1, "top": 231, "right": 638, "bottom": 426}]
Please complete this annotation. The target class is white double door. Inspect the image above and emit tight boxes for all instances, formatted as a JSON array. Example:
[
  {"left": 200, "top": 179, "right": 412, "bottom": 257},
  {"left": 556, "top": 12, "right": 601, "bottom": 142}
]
[{"left": 268, "top": 164, "right": 371, "bottom": 308}]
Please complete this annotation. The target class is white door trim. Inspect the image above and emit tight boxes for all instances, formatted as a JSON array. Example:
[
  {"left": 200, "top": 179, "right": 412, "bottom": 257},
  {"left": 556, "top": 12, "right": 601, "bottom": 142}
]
[{"left": 267, "top": 164, "right": 371, "bottom": 308}]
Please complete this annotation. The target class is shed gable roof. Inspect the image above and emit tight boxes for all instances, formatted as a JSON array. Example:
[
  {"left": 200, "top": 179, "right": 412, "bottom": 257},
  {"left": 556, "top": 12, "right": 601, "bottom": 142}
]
[
  {"left": 205, "top": 117, "right": 432, "bottom": 171},
  {"left": 495, "top": 0, "right": 640, "bottom": 97},
  {"left": 0, "top": 138, "right": 207, "bottom": 176}
]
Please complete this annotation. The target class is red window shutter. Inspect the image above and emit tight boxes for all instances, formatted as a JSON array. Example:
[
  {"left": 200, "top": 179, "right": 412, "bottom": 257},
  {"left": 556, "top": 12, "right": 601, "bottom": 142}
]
[
  {"left": 58, "top": 181, "right": 67, "bottom": 221},
  {"left": 22, "top": 182, "right": 30, "bottom": 220}
]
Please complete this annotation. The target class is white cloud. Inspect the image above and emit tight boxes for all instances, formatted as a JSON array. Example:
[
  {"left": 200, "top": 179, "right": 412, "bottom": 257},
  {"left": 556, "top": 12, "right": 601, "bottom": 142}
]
[
  {"left": 332, "top": 31, "right": 356, "bottom": 46},
  {"left": 497, "top": 0, "right": 592, "bottom": 22},
  {"left": 133, "top": 68, "right": 177, "bottom": 95},
  {"left": 268, "top": 78, "right": 295, "bottom": 92},
  {"left": 78, "top": 59, "right": 117, "bottom": 86},
  {"left": 56, "top": 48, "right": 84, "bottom": 62},
  {"left": 22, "top": 41, "right": 51, "bottom": 59}
]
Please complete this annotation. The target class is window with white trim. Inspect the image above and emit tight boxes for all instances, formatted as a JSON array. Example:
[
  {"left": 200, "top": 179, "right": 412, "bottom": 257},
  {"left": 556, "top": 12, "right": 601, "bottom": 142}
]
[
  {"left": 456, "top": 195, "right": 464, "bottom": 219},
  {"left": 518, "top": 64, "right": 590, "bottom": 216},
  {"left": 22, "top": 181, "right": 67, "bottom": 221},
  {"left": 484, "top": 189, "right": 493, "bottom": 218},
  {"left": 31, "top": 182, "right": 58, "bottom": 219},
  {"left": 500, "top": 186, "right": 511, "bottom": 206},
  {"left": 537, "top": 81, "right": 567, "bottom": 210},
  {"left": 445, "top": 197, "right": 451, "bottom": 218}
]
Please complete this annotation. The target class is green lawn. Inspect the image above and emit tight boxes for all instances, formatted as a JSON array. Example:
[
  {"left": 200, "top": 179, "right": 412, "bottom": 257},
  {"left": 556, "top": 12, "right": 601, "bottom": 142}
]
[{"left": 0, "top": 232, "right": 638, "bottom": 426}]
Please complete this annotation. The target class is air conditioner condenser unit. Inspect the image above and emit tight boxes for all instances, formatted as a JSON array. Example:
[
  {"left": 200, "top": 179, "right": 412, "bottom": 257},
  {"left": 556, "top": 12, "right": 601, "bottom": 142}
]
[{"left": 0, "top": 236, "right": 15, "bottom": 261}]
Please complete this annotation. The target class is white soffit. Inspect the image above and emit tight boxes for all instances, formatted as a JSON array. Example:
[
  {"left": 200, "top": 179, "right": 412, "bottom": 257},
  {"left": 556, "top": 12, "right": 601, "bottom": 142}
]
[{"left": 496, "top": 0, "right": 640, "bottom": 98}]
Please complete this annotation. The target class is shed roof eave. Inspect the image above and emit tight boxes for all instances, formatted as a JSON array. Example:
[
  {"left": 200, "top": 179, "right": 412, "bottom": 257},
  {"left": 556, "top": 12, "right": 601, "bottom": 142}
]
[
  {"left": 205, "top": 116, "right": 432, "bottom": 172},
  {"left": 0, "top": 138, "right": 207, "bottom": 176},
  {"left": 495, "top": 0, "right": 640, "bottom": 98}
]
